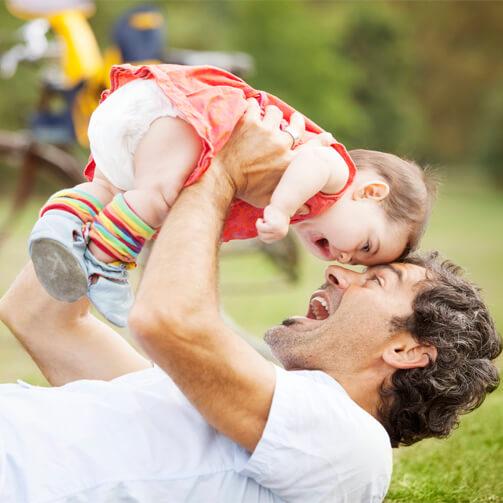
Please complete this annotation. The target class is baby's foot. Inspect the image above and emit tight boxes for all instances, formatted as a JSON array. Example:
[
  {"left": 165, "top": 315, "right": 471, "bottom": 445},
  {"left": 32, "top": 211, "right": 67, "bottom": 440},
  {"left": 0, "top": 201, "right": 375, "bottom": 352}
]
[
  {"left": 256, "top": 205, "right": 290, "bottom": 244},
  {"left": 29, "top": 209, "right": 133, "bottom": 326},
  {"left": 85, "top": 250, "right": 133, "bottom": 328},
  {"left": 29, "top": 210, "right": 88, "bottom": 302}
]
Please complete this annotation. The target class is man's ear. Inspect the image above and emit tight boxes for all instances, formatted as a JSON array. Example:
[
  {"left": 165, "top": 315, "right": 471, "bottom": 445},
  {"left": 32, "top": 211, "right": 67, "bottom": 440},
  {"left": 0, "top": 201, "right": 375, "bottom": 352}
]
[
  {"left": 382, "top": 335, "right": 438, "bottom": 370},
  {"left": 353, "top": 180, "right": 390, "bottom": 202}
]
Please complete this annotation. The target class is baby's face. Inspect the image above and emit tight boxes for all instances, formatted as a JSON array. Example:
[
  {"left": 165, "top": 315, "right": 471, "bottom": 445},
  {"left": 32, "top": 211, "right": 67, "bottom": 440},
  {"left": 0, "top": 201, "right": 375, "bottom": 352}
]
[{"left": 293, "top": 194, "right": 409, "bottom": 266}]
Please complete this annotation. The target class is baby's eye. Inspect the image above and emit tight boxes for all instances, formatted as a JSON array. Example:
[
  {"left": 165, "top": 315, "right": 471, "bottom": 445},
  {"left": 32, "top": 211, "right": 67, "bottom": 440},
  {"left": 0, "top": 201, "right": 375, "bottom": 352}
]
[{"left": 361, "top": 241, "right": 371, "bottom": 253}]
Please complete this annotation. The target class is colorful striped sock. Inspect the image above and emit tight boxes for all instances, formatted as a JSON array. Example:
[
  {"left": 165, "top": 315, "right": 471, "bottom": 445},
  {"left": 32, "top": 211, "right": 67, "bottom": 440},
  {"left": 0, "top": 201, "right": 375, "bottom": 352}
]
[
  {"left": 40, "top": 188, "right": 104, "bottom": 224},
  {"left": 89, "top": 194, "right": 156, "bottom": 263}
]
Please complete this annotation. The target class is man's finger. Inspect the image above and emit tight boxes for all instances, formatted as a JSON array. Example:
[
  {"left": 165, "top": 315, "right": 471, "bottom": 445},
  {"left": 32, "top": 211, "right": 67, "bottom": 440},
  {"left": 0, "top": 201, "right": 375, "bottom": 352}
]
[
  {"left": 244, "top": 98, "right": 261, "bottom": 123},
  {"left": 288, "top": 112, "right": 306, "bottom": 139},
  {"left": 306, "top": 132, "right": 336, "bottom": 147},
  {"left": 262, "top": 105, "right": 283, "bottom": 129},
  {"left": 297, "top": 133, "right": 336, "bottom": 150}
]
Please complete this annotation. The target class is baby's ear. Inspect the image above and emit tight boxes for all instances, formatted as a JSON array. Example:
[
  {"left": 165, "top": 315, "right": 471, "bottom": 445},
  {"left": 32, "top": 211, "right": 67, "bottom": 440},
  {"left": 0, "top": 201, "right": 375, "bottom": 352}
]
[{"left": 354, "top": 180, "right": 390, "bottom": 201}]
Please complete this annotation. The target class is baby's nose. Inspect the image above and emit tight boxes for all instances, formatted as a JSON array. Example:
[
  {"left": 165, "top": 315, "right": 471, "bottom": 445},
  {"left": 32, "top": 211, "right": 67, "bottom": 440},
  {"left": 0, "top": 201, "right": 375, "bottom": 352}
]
[{"left": 337, "top": 251, "right": 352, "bottom": 264}]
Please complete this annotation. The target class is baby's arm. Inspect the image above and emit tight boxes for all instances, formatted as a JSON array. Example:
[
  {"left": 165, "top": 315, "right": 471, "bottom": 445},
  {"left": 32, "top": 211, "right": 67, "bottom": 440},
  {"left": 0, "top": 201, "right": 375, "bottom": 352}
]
[{"left": 256, "top": 145, "right": 349, "bottom": 243}]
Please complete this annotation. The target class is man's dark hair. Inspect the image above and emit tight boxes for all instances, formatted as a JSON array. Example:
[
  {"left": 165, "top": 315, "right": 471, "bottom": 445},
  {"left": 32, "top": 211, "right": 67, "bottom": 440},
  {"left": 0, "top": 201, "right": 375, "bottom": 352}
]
[{"left": 378, "top": 251, "right": 501, "bottom": 448}]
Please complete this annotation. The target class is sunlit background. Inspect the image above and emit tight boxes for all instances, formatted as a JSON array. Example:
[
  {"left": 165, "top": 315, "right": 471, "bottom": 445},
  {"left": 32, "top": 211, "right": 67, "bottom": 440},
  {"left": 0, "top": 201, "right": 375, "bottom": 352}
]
[{"left": 0, "top": 1, "right": 502, "bottom": 502}]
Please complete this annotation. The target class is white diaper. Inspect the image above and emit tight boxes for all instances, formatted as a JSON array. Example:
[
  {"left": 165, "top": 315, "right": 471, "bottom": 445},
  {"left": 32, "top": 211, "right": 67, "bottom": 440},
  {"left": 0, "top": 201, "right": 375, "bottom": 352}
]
[{"left": 87, "top": 79, "right": 179, "bottom": 191}]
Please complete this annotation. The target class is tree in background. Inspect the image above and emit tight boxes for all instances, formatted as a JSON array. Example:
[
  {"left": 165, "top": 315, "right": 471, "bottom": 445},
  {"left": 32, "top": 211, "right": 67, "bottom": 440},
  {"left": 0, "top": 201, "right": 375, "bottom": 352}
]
[
  {"left": 399, "top": 1, "right": 503, "bottom": 179},
  {"left": 475, "top": 79, "right": 503, "bottom": 188},
  {"left": 337, "top": 3, "right": 423, "bottom": 156},
  {"left": 227, "top": 0, "right": 362, "bottom": 144}
]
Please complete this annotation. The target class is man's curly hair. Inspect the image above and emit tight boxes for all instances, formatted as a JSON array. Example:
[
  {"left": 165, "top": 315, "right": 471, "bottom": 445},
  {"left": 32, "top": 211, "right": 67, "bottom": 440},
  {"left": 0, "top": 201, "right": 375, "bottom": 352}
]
[{"left": 378, "top": 252, "right": 501, "bottom": 448}]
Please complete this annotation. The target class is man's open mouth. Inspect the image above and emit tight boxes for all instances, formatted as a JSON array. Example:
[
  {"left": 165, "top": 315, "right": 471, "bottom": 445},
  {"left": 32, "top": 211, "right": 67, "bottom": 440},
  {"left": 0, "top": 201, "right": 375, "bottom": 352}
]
[
  {"left": 306, "top": 289, "right": 331, "bottom": 320},
  {"left": 281, "top": 286, "right": 342, "bottom": 328}
]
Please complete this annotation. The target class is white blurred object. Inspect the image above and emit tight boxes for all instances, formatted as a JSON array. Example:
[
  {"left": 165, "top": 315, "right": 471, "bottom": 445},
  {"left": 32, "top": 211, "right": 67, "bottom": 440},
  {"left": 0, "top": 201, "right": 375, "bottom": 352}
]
[
  {"left": 168, "top": 48, "right": 254, "bottom": 77},
  {"left": 0, "top": 19, "right": 53, "bottom": 78},
  {"left": 6, "top": 0, "right": 94, "bottom": 17}
]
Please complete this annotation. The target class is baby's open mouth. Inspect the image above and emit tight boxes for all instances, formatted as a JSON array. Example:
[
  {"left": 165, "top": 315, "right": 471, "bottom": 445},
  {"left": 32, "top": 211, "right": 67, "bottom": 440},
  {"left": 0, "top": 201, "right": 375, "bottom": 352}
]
[{"left": 313, "top": 238, "right": 332, "bottom": 259}]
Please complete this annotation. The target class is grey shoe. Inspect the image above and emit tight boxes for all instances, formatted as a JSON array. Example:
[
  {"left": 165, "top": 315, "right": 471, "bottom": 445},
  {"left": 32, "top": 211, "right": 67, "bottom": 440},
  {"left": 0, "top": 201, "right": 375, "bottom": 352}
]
[
  {"left": 29, "top": 209, "right": 133, "bottom": 326},
  {"left": 29, "top": 210, "right": 88, "bottom": 302},
  {"left": 85, "top": 250, "right": 134, "bottom": 328}
]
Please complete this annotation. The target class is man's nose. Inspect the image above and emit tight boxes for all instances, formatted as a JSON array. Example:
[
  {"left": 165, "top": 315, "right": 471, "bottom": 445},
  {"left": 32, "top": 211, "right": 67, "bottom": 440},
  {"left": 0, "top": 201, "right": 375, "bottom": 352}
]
[{"left": 324, "top": 265, "right": 362, "bottom": 290}]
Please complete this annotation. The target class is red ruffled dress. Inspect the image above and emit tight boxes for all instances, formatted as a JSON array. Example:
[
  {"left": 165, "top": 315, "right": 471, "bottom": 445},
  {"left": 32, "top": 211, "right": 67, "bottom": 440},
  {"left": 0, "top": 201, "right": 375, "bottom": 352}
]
[{"left": 84, "top": 64, "right": 356, "bottom": 241}]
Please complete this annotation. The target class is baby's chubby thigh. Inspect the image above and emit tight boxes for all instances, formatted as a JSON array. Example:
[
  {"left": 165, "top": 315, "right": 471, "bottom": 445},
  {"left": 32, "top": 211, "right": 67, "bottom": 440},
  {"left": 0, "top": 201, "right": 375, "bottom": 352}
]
[
  {"left": 126, "top": 116, "right": 203, "bottom": 229},
  {"left": 87, "top": 77, "right": 202, "bottom": 228}
]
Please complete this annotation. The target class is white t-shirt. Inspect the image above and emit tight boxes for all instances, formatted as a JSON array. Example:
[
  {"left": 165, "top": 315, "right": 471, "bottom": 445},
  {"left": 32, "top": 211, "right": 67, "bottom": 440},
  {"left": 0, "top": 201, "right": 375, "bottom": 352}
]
[{"left": 0, "top": 366, "right": 392, "bottom": 503}]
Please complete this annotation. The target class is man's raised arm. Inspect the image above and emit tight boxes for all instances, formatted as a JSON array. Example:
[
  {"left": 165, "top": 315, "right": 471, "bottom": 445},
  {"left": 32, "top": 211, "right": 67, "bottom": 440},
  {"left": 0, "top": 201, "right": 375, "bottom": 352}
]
[{"left": 129, "top": 102, "right": 307, "bottom": 451}]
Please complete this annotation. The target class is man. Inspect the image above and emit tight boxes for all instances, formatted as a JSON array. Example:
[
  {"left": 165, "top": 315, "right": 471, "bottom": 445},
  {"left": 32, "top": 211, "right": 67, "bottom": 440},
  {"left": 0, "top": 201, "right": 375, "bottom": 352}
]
[{"left": 0, "top": 103, "right": 500, "bottom": 503}]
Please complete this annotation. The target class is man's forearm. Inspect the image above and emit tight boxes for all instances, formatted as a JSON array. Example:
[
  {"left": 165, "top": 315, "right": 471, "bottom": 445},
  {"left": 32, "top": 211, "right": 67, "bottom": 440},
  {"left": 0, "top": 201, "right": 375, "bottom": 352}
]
[
  {"left": 129, "top": 103, "right": 302, "bottom": 450},
  {"left": 0, "top": 263, "right": 149, "bottom": 385},
  {"left": 130, "top": 161, "right": 276, "bottom": 452}
]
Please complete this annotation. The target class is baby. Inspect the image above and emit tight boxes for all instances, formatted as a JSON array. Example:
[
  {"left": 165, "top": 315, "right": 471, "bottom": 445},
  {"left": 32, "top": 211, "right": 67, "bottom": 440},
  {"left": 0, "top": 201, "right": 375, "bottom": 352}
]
[{"left": 29, "top": 64, "right": 435, "bottom": 326}]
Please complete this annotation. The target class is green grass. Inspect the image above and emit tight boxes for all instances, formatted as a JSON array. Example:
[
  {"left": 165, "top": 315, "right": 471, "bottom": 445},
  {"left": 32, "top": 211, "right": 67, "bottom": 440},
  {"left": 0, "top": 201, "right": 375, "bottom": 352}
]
[{"left": 0, "top": 171, "right": 502, "bottom": 502}]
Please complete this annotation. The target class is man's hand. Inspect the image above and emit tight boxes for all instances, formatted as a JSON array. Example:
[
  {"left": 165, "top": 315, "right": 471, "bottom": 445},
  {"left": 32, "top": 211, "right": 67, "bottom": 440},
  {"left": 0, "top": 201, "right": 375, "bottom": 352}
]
[{"left": 217, "top": 99, "right": 334, "bottom": 208}]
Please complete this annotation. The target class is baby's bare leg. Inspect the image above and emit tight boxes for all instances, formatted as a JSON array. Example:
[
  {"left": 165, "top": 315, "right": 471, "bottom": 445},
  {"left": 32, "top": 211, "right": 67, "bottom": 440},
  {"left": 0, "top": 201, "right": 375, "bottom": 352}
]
[
  {"left": 74, "top": 169, "right": 120, "bottom": 206},
  {"left": 73, "top": 171, "right": 121, "bottom": 263},
  {"left": 127, "top": 115, "right": 202, "bottom": 226},
  {"left": 88, "top": 116, "right": 202, "bottom": 263}
]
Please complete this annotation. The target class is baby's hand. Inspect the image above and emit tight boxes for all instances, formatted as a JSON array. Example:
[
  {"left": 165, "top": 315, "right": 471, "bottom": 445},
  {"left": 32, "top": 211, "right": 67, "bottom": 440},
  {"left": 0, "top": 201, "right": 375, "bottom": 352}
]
[{"left": 256, "top": 205, "right": 290, "bottom": 243}]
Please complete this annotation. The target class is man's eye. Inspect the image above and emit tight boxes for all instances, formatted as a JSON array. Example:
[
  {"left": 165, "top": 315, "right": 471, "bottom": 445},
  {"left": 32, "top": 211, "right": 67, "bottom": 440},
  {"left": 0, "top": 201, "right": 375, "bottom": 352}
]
[
  {"left": 367, "top": 274, "right": 382, "bottom": 287},
  {"left": 361, "top": 241, "right": 371, "bottom": 253}
]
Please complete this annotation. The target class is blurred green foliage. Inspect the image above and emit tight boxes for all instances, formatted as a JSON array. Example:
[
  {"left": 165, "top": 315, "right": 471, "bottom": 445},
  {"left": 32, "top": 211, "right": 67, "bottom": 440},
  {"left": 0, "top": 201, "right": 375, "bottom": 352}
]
[{"left": 0, "top": 0, "right": 502, "bottom": 182}]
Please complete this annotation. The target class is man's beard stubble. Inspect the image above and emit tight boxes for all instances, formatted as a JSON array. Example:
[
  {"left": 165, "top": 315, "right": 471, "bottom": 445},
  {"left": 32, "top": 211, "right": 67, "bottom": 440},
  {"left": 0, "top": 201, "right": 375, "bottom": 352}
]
[{"left": 263, "top": 321, "right": 321, "bottom": 371}]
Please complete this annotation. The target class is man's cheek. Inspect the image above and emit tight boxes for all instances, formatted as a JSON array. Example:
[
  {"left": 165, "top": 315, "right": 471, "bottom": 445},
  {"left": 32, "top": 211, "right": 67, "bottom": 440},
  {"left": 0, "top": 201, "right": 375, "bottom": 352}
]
[{"left": 340, "top": 294, "right": 388, "bottom": 333}]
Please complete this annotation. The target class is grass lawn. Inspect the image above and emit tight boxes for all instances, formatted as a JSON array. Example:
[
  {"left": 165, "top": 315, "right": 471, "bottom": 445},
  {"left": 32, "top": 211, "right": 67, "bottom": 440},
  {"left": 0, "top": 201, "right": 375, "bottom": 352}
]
[{"left": 0, "top": 170, "right": 502, "bottom": 502}]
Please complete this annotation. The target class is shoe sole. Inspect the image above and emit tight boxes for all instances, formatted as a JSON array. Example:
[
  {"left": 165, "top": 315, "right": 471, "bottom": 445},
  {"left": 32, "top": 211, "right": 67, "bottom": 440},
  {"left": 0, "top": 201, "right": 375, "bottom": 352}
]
[{"left": 31, "top": 238, "right": 88, "bottom": 302}]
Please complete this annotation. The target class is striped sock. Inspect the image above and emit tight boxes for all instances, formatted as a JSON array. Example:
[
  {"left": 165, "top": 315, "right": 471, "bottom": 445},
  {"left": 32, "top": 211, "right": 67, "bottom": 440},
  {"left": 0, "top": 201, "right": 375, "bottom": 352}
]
[
  {"left": 89, "top": 194, "right": 156, "bottom": 263},
  {"left": 40, "top": 189, "right": 104, "bottom": 224}
]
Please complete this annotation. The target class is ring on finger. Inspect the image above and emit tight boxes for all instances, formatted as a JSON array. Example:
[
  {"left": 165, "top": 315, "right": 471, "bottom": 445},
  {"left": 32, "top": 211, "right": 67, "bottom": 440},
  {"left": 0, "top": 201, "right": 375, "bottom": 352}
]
[{"left": 284, "top": 125, "right": 301, "bottom": 149}]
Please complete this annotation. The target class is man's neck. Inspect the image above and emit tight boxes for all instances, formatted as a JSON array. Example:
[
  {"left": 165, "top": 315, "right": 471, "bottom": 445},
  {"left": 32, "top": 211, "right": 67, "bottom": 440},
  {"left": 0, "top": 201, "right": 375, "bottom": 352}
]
[{"left": 329, "top": 368, "right": 387, "bottom": 420}]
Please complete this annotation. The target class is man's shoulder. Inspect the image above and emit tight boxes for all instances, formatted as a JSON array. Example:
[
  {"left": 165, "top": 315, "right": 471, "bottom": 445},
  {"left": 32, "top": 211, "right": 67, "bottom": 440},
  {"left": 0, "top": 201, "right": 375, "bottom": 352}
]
[
  {"left": 281, "top": 368, "right": 393, "bottom": 498},
  {"left": 237, "top": 366, "right": 392, "bottom": 502},
  {"left": 280, "top": 367, "right": 392, "bottom": 454}
]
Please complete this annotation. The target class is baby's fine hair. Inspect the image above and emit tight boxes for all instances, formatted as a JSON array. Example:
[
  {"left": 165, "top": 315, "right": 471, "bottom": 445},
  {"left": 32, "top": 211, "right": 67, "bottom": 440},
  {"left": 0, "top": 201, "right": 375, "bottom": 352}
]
[{"left": 349, "top": 149, "right": 438, "bottom": 258}]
